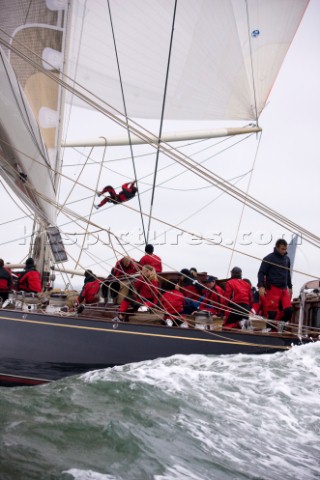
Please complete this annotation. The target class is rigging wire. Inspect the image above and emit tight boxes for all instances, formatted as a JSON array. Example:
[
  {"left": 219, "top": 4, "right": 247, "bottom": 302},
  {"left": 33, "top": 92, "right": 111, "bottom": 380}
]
[
  {"left": 73, "top": 142, "right": 108, "bottom": 272},
  {"left": 64, "top": 131, "right": 254, "bottom": 198},
  {"left": 226, "top": 132, "right": 263, "bottom": 275},
  {"left": 34, "top": 180, "right": 320, "bottom": 282},
  {"left": 1, "top": 28, "right": 320, "bottom": 280},
  {"left": 57, "top": 145, "right": 95, "bottom": 216},
  {"left": 5, "top": 39, "right": 313, "bottom": 249},
  {"left": 2, "top": 120, "right": 320, "bottom": 275},
  {"left": 2, "top": 154, "right": 317, "bottom": 287},
  {"left": 146, "top": 0, "right": 178, "bottom": 244},
  {"left": 0, "top": 177, "right": 35, "bottom": 222},
  {"left": 106, "top": 0, "right": 147, "bottom": 244}
]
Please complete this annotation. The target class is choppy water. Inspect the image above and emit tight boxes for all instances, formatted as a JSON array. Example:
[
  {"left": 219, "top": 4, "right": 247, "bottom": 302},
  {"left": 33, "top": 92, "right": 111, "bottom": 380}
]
[{"left": 0, "top": 342, "right": 319, "bottom": 480}]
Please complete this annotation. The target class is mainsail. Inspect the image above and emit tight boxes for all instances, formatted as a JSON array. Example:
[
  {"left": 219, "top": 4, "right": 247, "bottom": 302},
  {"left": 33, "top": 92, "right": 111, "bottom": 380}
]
[{"left": 65, "top": 0, "right": 309, "bottom": 122}]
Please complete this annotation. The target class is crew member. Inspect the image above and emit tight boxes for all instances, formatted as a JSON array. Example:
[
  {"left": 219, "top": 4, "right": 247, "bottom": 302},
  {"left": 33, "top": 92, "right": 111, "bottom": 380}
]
[
  {"left": 110, "top": 256, "right": 139, "bottom": 304},
  {"left": 159, "top": 281, "right": 185, "bottom": 325},
  {"left": 118, "top": 265, "right": 159, "bottom": 320},
  {"left": 257, "top": 238, "right": 293, "bottom": 328},
  {"left": 199, "top": 276, "right": 224, "bottom": 316},
  {"left": 78, "top": 270, "right": 101, "bottom": 304},
  {"left": 223, "top": 267, "right": 252, "bottom": 329},
  {"left": 0, "top": 258, "right": 13, "bottom": 301},
  {"left": 139, "top": 244, "right": 162, "bottom": 273},
  {"left": 18, "top": 258, "right": 42, "bottom": 293},
  {"left": 95, "top": 181, "right": 137, "bottom": 209}
]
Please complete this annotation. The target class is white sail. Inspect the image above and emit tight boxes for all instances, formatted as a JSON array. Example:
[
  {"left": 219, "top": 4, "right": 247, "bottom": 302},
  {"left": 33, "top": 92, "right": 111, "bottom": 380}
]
[
  {"left": 0, "top": 0, "right": 309, "bottom": 208},
  {"left": 66, "top": 0, "right": 309, "bottom": 121},
  {"left": 0, "top": 48, "right": 56, "bottom": 226},
  {"left": 0, "top": 0, "right": 69, "bottom": 226}
]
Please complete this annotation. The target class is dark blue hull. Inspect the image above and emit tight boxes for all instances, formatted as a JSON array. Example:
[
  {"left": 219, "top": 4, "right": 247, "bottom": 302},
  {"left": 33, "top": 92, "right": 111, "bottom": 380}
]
[{"left": 0, "top": 308, "right": 308, "bottom": 387}]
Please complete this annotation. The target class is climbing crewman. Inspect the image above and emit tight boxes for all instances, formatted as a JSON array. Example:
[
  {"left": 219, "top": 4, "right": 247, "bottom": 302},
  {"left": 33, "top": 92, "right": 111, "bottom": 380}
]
[{"left": 95, "top": 181, "right": 137, "bottom": 209}]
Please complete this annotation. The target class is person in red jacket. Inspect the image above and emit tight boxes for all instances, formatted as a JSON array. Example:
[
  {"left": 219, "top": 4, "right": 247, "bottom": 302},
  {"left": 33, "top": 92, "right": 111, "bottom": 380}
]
[
  {"left": 18, "top": 258, "right": 42, "bottom": 293},
  {"left": 113, "top": 256, "right": 138, "bottom": 278},
  {"left": 78, "top": 270, "right": 101, "bottom": 304},
  {"left": 95, "top": 180, "right": 137, "bottom": 209},
  {"left": 199, "top": 276, "right": 224, "bottom": 317},
  {"left": 159, "top": 281, "right": 185, "bottom": 325},
  {"left": 178, "top": 268, "right": 203, "bottom": 314},
  {"left": 109, "top": 256, "right": 139, "bottom": 304},
  {"left": 118, "top": 265, "right": 159, "bottom": 320},
  {"left": 223, "top": 267, "right": 253, "bottom": 329},
  {"left": 139, "top": 244, "right": 162, "bottom": 273},
  {"left": 0, "top": 258, "right": 13, "bottom": 301}
]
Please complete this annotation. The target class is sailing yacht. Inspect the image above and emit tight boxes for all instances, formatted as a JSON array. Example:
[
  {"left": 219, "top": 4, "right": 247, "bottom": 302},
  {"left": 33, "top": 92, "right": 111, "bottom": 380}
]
[{"left": 0, "top": 0, "right": 319, "bottom": 386}]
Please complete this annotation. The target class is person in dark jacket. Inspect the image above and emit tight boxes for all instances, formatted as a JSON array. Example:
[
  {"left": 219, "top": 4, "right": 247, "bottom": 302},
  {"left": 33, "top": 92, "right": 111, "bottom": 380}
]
[
  {"left": 223, "top": 267, "right": 252, "bottom": 329},
  {"left": 0, "top": 258, "right": 13, "bottom": 301},
  {"left": 18, "top": 258, "right": 42, "bottom": 293},
  {"left": 95, "top": 181, "right": 137, "bottom": 209},
  {"left": 257, "top": 238, "right": 293, "bottom": 325}
]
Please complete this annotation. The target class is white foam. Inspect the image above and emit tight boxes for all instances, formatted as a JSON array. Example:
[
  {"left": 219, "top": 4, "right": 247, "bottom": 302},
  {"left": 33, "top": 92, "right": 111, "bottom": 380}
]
[
  {"left": 63, "top": 469, "right": 117, "bottom": 480},
  {"left": 80, "top": 343, "right": 320, "bottom": 479}
]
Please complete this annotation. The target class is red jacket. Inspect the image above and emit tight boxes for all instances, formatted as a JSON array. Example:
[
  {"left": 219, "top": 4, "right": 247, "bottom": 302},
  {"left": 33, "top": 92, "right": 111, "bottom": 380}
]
[
  {"left": 199, "top": 284, "right": 224, "bottom": 315},
  {"left": 118, "top": 182, "right": 136, "bottom": 203},
  {"left": 0, "top": 267, "right": 13, "bottom": 292},
  {"left": 160, "top": 290, "right": 185, "bottom": 315},
  {"left": 224, "top": 279, "right": 252, "bottom": 306},
  {"left": 78, "top": 279, "right": 100, "bottom": 304},
  {"left": 18, "top": 269, "right": 42, "bottom": 293},
  {"left": 135, "top": 276, "right": 159, "bottom": 304},
  {"left": 139, "top": 254, "right": 162, "bottom": 273},
  {"left": 180, "top": 284, "right": 202, "bottom": 301},
  {"left": 113, "top": 259, "right": 138, "bottom": 278}
]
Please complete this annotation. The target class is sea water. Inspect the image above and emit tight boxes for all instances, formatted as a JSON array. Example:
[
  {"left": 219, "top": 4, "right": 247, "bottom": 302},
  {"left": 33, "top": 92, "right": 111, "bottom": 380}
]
[{"left": 0, "top": 342, "right": 319, "bottom": 480}]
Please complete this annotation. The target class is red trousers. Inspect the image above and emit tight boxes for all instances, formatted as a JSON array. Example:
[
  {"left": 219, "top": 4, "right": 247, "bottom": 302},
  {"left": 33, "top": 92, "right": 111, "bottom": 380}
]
[
  {"left": 265, "top": 285, "right": 291, "bottom": 316},
  {"left": 119, "top": 298, "right": 155, "bottom": 313}
]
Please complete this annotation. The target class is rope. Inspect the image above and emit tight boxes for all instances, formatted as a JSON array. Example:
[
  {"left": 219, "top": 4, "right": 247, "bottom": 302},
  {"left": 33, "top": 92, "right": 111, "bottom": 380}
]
[
  {"left": 2, "top": 33, "right": 319, "bottom": 250},
  {"left": 146, "top": 0, "right": 178, "bottom": 243},
  {"left": 106, "top": 0, "right": 147, "bottom": 244},
  {"left": 227, "top": 132, "right": 263, "bottom": 274},
  {"left": 1, "top": 140, "right": 319, "bottom": 282},
  {"left": 1, "top": 29, "right": 319, "bottom": 284},
  {"left": 73, "top": 142, "right": 107, "bottom": 272}
]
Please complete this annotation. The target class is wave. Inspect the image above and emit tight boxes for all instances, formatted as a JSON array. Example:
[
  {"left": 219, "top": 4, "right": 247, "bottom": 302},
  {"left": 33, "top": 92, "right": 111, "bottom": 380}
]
[{"left": 0, "top": 342, "right": 319, "bottom": 480}]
